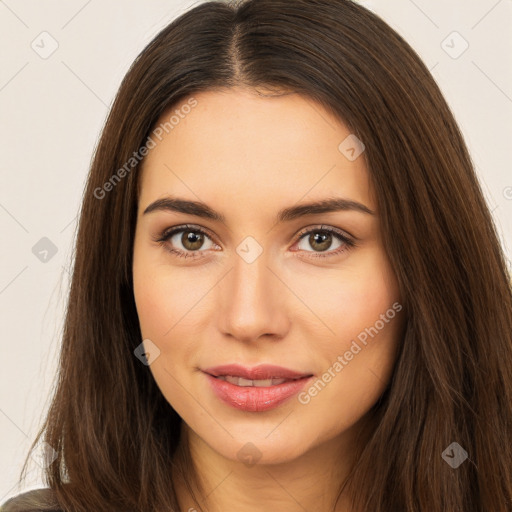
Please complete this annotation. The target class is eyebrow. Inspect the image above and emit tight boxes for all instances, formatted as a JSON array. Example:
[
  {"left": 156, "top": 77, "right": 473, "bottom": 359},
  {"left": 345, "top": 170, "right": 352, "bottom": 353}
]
[{"left": 142, "top": 195, "right": 375, "bottom": 223}]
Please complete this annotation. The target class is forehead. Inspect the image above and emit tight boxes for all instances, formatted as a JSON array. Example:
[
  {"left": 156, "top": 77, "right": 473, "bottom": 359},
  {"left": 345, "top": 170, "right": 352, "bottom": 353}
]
[{"left": 138, "top": 87, "right": 374, "bottom": 219}]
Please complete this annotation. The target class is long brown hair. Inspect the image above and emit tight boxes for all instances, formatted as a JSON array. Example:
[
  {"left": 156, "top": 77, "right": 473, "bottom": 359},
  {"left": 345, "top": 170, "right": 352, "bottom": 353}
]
[{"left": 5, "top": 0, "right": 512, "bottom": 510}]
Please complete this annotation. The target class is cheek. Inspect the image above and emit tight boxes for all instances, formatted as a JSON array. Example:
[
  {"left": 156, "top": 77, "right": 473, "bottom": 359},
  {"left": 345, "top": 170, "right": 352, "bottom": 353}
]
[
  {"left": 132, "top": 260, "right": 202, "bottom": 413},
  {"left": 132, "top": 245, "right": 209, "bottom": 341},
  {"left": 133, "top": 272, "right": 169, "bottom": 341},
  {"left": 132, "top": 251, "right": 217, "bottom": 382},
  {"left": 313, "top": 248, "right": 401, "bottom": 344},
  {"left": 297, "top": 251, "right": 403, "bottom": 423}
]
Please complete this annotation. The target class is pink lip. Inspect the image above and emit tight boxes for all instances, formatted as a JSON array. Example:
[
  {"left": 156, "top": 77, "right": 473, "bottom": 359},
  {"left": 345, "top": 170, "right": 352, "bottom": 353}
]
[
  {"left": 202, "top": 364, "right": 313, "bottom": 412},
  {"left": 203, "top": 363, "right": 311, "bottom": 380}
]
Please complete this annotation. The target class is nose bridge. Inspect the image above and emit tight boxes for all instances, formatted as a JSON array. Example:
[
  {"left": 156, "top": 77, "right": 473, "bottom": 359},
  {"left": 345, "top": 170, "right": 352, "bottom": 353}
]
[{"left": 218, "top": 242, "right": 287, "bottom": 341}]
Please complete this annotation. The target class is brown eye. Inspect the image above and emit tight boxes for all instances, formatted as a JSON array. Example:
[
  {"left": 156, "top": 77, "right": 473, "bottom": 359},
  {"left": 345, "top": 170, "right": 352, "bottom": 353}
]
[
  {"left": 180, "top": 230, "right": 206, "bottom": 251},
  {"left": 295, "top": 227, "right": 353, "bottom": 257},
  {"left": 157, "top": 225, "right": 217, "bottom": 259},
  {"left": 305, "top": 232, "right": 335, "bottom": 252}
]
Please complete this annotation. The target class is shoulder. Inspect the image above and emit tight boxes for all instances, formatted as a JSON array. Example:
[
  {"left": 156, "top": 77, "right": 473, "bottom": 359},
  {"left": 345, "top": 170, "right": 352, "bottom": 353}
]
[{"left": 0, "top": 488, "right": 63, "bottom": 512}]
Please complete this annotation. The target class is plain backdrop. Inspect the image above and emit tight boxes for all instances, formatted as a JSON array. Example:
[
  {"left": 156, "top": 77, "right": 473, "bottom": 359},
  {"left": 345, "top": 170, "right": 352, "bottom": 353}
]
[{"left": 1, "top": 0, "right": 511, "bottom": 503}]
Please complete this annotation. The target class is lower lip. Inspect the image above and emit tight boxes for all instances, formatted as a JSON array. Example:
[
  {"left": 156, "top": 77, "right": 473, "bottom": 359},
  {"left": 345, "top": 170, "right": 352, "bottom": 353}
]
[{"left": 204, "top": 373, "right": 313, "bottom": 412}]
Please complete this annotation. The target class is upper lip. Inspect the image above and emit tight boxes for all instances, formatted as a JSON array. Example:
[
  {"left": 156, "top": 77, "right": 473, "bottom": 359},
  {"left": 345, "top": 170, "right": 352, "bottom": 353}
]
[{"left": 203, "top": 364, "right": 313, "bottom": 380}]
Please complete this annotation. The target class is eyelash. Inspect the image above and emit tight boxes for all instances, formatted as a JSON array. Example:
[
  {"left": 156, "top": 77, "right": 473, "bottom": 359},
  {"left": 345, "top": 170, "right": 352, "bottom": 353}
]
[{"left": 153, "top": 224, "right": 356, "bottom": 260}]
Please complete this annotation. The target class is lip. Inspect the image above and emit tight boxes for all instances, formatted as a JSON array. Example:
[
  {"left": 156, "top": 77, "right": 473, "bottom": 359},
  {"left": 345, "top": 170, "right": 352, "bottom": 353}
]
[
  {"left": 202, "top": 364, "right": 314, "bottom": 412},
  {"left": 203, "top": 363, "right": 312, "bottom": 381}
]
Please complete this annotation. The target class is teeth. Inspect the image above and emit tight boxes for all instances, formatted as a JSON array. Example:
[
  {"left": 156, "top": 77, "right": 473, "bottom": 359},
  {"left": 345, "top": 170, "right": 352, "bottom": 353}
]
[
  {"left": 254, "top": 379, "right": 273, "bottom": 387},
  {"left": 216, "top": 375, "right": 289, "bottom": 387},
  {"left": 238, "top": 377, "right": 253, "bottom": 387}
]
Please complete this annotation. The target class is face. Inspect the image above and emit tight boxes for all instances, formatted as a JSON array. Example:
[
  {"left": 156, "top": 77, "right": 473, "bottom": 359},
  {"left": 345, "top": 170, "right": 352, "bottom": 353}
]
[{"left": 132, "top": 87, "right": 404, "bottom": 465}]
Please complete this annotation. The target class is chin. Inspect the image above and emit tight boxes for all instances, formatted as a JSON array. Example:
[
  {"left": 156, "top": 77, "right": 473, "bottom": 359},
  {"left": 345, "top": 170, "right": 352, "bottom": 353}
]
[{"left": 203, "top": 429, "right": 313, "bottom": 467}]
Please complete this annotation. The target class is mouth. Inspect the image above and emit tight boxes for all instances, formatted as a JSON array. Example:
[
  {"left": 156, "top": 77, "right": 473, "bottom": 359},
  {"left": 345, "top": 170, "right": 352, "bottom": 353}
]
[
  {"left": 201, "top": 364, "right": 314, "bottom": 412},
  {"left": 212, "top": 375, "right": 305, "bottom": 387}
]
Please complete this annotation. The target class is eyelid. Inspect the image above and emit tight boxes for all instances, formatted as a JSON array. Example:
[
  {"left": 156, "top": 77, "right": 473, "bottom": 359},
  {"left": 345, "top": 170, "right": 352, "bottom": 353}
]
[
  {"left": 156, "top": 223, "right": 219, "bottom": 244},
  {"left": 185, "top": 223, "right": 217, "bottom": 239},
  {"left": 295, "top": 224, "right": 356, "bottom": 242}
]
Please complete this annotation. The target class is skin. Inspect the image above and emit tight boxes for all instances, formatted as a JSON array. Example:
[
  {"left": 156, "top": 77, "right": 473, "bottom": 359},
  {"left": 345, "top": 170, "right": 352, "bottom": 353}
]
[{"left": 132, "top": 87, "right": 405, "bottom": 512}]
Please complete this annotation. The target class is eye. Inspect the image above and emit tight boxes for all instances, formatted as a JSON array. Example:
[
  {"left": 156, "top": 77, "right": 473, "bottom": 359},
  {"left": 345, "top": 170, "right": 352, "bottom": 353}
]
[
  {"left": 292, "top": 225, "right": 355, "bottom": 258},
  {"left": 153, "top": 224, "right": 218, "bottom": 259}
]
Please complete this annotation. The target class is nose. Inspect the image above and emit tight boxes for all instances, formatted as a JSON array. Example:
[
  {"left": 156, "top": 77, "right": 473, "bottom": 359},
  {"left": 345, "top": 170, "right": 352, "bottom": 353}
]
[{"left": 217, "top": 250, "right": 290, "bottom": 343}]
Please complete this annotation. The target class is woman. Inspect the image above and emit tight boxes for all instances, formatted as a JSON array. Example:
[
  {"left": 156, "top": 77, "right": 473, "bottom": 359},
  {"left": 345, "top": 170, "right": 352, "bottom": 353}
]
[{"left": 3, "top": 0, "right": 511, "bottom": 511}]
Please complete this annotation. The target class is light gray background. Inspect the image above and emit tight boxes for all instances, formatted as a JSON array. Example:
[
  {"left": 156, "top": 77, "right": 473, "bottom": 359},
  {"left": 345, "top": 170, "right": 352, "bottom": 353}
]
[{"left": 1, "top": 0, "right": 511, "bottom": 502}]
